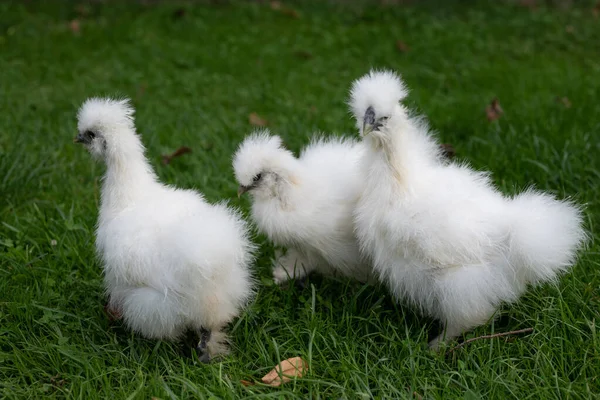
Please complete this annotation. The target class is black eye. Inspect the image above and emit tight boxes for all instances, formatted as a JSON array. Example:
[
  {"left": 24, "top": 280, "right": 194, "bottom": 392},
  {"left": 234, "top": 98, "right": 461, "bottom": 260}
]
[
  {"left": 85, "top": 130, "right": 96, "bottom": 139},
  {"left": 253, "top": 173, "right": 262, "bottom": 183}
]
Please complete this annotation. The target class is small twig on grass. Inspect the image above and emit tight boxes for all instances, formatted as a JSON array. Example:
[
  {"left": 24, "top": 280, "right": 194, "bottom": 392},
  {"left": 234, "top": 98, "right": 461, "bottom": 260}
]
[
  {"left": 447, "top": 327, "right": 534, "bottom": 354},
  {"left": 162, "top": 146, "right": 192, "bottom": 165}
]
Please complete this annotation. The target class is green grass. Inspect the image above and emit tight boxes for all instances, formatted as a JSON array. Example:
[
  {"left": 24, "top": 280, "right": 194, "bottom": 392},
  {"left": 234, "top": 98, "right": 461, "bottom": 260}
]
[{"left": 1, "top": 0, "right": 599, "bottom": 398}]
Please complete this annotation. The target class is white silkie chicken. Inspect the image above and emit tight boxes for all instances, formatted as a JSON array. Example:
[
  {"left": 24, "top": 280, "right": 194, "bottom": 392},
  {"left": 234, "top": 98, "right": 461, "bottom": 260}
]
[
  {"left": 233, "top": 130, "right": 373, "bottom": 284},
  {"left": 74, "top": 98, "right": 255, "bottom": 361},
  {"left": 349, "top": 70, "right": 586, "bottom": 349}
]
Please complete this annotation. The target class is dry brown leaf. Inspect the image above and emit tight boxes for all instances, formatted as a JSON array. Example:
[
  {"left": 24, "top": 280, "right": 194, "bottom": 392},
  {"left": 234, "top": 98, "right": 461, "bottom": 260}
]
[
  {"left": 557, "top": 96, "right": 572, "bottom": 108},
  {"left": 69, "top": 19, "right": 81, "bottom": 34},
  {"left": 75, "top": 4, "right": 91, "bottom": 17},
  {"left": 281, "top": 8, "right": 300, "bottom": 18},
  {"left": 249, "top": 112, "right": 268, "bottom": 127},
  {"left": 261, "top": 357, "right": 308, "bottom": 387},
  {"left": 396, "top": 40, "right": 410, "bottom": 53},
  {"left": 50, "top": 374, "right": 67, "bottom": 388},
  {"left": 270, "top": 1, "right": 299, "bottom": 18},
  {"left": 594, "top": 2, "right": 600, "bottom": 18},
  {"left": 173, "top": 8, "right": 186, "bottom": 19},
  {"left": 240, "top": 379, "right": 255, "bottom": 387},
  {"left": 294, "top": 49, "right": 313, "bottom": 60},
  {"left": 518, "top": 0, "right": 537, "bottom": 9},
  {"left": 162, "top": 146, "right": 192, "bottom": 165},
  {"left": 485, "top": 98, "right": 503, "bottom": 121}
]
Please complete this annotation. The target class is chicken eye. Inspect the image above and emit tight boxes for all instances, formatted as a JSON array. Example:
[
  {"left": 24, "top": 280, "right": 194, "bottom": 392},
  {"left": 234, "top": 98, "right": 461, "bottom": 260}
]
[
  {"left": 253, "top": 173, "right": 262, "bottom": 183},
  {"left": 85, "top": 130, "right": 96, "bottom": 140}
]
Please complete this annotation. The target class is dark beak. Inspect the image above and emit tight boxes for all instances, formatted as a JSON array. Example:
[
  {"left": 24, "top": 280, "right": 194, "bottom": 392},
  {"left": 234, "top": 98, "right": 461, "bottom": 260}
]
[
  {"left": 237, "top": 185, "right": 250, "bottom": 198},
  {"left": 74, "top": 133, "right": 86, "bottom": 144},
  {"left": 363, "top": 106, "right": 376, "bottom": 136}
]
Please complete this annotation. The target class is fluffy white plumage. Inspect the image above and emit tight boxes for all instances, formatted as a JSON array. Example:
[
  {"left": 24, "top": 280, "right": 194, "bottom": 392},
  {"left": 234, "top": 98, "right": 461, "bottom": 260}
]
[
  {"left": 75, "top": 98, "right": 255, "bottom": 360},
  {"left": 349, "top": 70, "right": 587, "bottom": 348},
  {"left": 232, "top": 130, "right": 373, "bottom": 284}
]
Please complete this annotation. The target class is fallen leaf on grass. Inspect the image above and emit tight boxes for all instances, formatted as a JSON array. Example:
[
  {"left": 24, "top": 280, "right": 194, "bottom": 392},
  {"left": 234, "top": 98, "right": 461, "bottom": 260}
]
[
  {"left": 270, "top": 1, "right": 300, "bottom": 18},
  {"left": 240, "top": 379, "right": 255, "bottom": 387},
  {"left": 396, "top": 40, "right": 410, "bottom": 53},
  {"left": 249, "top": 113, "right": 268, "bottom": 127},
  {"left": 556, "top": 96, "right": 571, "bottom": 108},
  {"left": 281, "top": 8, "right": 300, "bottom": 18},
  {"left": 485, "top": 98, "right": 503, "bottom": 121},
  {"left": 261, "top": 357, "right": 308, "bottom": 387},
  {"left": 594, "top": 2, "right": 600, "bottom": 18},
  {"left": 162, "top": 146, "right": 192, "bottom": 165},
  {"left": 50, "top": 374, "right": 67, "bottom": 388},
  {"left": 75, "top": 4, "right": 92, "bottom": 17},
  {"left": 518, "top": 0, "right": 537, "bottom": 9},
  {"left": 69, "top": 19, "right": 81, "bottom": 35},
  {"left": 173, "top": 8, "right": 186, "bottom": 19},
  {"left": 294, "top": 49, "right": 313, "bottom": 60}
]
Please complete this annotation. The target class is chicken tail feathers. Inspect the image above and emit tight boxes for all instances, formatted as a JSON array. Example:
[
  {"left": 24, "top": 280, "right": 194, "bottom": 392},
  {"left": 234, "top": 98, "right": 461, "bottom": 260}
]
[{"left": 507, "top": 189, "right": 587, "bottom": 284}]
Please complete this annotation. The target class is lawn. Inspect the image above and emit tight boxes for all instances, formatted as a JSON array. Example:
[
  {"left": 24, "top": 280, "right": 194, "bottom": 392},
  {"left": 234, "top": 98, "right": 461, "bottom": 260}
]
[{"left": 1, "top": 0, "right": 599, "bottom": 398}]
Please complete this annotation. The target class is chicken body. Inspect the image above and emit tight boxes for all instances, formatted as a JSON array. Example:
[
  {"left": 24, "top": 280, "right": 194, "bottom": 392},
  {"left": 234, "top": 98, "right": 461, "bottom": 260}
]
[
  {"left": 349, "top": 71, "right": 586, "bottom": 348},
  {"left": 76, "top": 98, "right": 255, "bottom": 360},
  {"left": 233, "top": 131, "right": 373, "bottom": 284}
]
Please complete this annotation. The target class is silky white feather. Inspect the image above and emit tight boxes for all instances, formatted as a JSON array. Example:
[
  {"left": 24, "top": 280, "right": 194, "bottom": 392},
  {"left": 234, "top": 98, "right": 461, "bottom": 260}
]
[
  {"left": 349, "top": 71, "right": 587, "bottom": 348},
  {"left": 76, "top": 98, "right": 256, "bottom": 359},
  {"left": 233, "top": 130, "right": 373, "bottom": 284}
]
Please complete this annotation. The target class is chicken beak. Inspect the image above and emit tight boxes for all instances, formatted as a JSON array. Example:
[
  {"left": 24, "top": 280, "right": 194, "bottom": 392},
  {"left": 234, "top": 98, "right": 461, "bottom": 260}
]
[
  {"left": 237, "top": 185, "right": 250, "bottom": 198},
  {"left": 74, "top": 133, "right": 86, "bottom": 144},
  {"left": 362, "top": 106, "right": 376, "bottom": 136}
]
